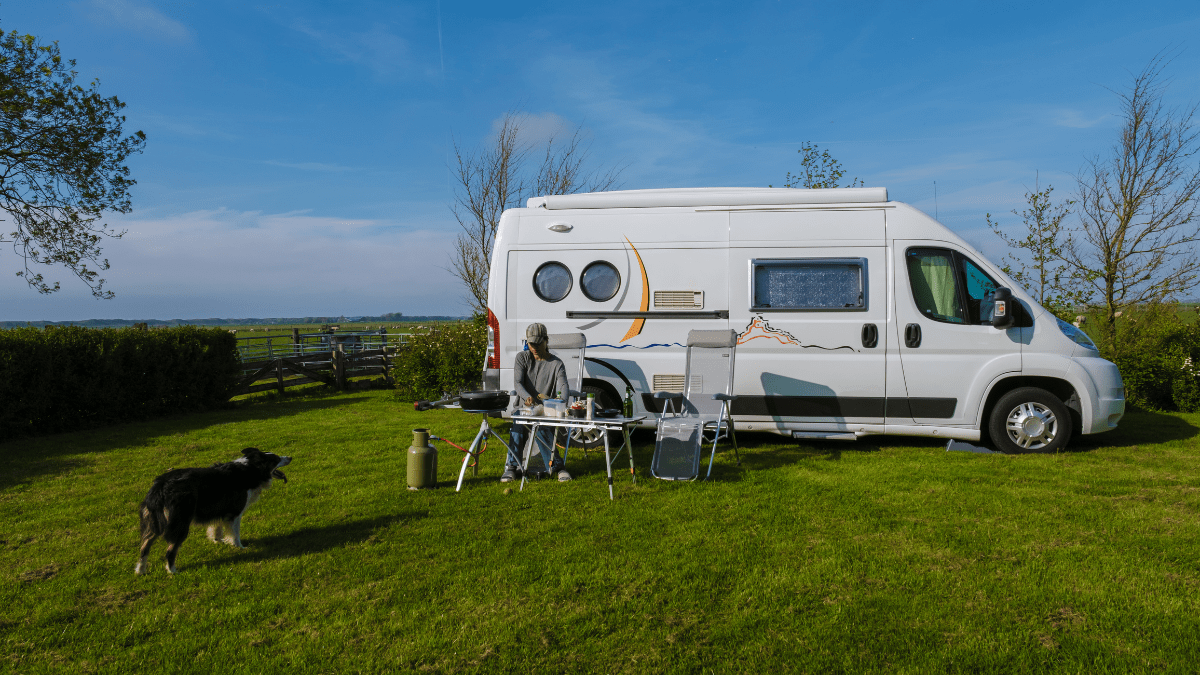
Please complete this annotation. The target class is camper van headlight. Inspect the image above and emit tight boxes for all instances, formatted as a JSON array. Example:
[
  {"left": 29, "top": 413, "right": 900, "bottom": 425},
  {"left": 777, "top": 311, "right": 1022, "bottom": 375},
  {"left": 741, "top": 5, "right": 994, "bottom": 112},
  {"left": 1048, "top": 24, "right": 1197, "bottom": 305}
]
[{"left": 1056, "top": 317, "right": 1098, "bottom": 351}]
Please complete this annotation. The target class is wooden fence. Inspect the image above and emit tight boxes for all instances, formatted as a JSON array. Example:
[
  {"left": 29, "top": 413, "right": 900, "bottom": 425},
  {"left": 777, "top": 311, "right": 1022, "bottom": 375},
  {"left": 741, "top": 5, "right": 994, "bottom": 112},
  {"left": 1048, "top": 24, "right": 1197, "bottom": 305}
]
[{"left": 233, "top": 331, "right": 399, "bottom": 396}]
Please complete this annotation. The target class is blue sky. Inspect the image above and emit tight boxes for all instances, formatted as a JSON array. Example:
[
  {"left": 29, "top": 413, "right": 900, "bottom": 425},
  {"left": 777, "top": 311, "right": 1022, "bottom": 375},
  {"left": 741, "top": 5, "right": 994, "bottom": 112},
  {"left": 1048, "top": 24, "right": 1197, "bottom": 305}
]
[{"left": 2, "top": 0, "right": 1199, "bottom": 321}]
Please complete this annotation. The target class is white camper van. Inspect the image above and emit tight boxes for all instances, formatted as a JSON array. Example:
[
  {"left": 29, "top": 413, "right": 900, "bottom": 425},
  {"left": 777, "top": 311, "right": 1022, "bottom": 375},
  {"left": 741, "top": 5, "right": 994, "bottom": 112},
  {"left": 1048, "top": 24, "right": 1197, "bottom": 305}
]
[{"left": 481, "top": 187, "right": 1124, "bottom": 454}]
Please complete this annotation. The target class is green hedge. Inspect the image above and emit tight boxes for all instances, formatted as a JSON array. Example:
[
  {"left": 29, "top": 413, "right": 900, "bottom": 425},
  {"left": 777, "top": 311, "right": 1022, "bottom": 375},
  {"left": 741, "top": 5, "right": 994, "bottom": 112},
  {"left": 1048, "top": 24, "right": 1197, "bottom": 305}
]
[
  {"left": 0, "top": 326, "right": 241, "bottom": 440},
  {"left": 1086, "top": 304, "right": 1200, "bottom": 412},
  {"left": 392, "top": 320, "right": 486, "bottom": 401}
]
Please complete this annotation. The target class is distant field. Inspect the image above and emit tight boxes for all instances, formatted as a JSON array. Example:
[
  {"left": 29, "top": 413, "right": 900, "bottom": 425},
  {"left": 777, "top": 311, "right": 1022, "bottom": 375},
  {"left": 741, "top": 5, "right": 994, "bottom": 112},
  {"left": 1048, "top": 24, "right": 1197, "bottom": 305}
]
[{"left": 3, "top": 390, "right": 1198, "bottom": 672}]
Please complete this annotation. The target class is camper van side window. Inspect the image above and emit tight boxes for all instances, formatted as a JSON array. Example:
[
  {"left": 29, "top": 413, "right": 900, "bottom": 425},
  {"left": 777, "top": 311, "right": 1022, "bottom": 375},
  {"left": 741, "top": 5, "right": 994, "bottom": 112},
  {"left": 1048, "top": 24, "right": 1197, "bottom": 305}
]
[
  {"left": 905, "top": 248, "right": 966, "bottom": 324},
  {"left": 533, "top": 261, "right": 572, "bottom": 303},
  {"left": 751, "top": 258, "right": 867, "bottom": 311},
  {"left": 580, "top": 261, "right": 621, "bottom": 301},
  {"left": 960, "top": 257, "right": 999, "bottom": 324}
]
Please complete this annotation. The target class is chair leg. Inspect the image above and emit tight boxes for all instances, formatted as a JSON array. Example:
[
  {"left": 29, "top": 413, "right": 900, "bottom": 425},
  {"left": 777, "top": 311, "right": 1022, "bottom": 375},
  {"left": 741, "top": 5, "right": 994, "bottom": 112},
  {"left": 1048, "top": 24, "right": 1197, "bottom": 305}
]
[
  {"left": 728, "top": 414, "right": 741, "bottom": 466},
  {"left": 705, "top": 432, "right": 719, "bottom": 480}
]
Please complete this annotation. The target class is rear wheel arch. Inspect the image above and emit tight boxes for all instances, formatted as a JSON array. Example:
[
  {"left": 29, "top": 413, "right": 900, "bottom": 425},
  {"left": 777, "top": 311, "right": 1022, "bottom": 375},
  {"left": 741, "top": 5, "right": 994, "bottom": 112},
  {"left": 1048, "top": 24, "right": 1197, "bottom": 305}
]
[{"left": 581, "top": 378, "right": 622, "bottom": 410}]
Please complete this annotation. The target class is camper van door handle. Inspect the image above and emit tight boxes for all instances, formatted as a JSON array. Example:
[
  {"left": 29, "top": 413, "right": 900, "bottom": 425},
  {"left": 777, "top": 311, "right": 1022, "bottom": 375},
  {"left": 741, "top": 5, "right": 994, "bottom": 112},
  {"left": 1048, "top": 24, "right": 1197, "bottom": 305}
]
[
  {"left": 861, "top": 323, "right": 878, "bottom": 348},
  {"left": 904, "top": 323, "right": 922, "bottom": 348}
]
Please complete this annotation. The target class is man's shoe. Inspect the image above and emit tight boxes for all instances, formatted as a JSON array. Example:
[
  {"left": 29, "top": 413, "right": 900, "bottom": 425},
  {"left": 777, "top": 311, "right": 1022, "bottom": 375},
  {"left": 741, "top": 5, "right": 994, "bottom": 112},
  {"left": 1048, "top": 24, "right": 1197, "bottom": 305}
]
[
  {"left": 500, "top": 466, "right": 521, "bottom": 483},
  {"left": 551, "top": 457, "right": 572, "bottom": 482}
]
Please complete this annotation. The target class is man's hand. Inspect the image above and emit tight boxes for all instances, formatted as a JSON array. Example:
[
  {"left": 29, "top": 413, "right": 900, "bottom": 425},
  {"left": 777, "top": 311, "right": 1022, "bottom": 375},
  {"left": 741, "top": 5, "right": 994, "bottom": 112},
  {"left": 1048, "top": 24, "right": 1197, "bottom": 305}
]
[{"left": 525, "top": 396, "right": 534, "bottom": 406}]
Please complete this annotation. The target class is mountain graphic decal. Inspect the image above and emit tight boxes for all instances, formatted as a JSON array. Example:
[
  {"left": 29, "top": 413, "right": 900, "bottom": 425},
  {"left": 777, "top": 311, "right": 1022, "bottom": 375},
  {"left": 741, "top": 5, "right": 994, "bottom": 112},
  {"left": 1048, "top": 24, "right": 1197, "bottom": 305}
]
[
  {"left": 737, "top": 314, "right": 857, "bottom": 351},
  {"left": 737, "top": 315, "right": 801, "bottom": 345}
]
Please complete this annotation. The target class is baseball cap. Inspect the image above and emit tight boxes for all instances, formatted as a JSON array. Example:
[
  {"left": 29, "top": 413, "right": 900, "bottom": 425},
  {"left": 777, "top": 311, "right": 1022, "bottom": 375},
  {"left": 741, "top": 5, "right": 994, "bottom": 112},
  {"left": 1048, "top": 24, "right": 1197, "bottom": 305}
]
[{"left": 525, "top": 323, "right": 548, "bottom": 344}]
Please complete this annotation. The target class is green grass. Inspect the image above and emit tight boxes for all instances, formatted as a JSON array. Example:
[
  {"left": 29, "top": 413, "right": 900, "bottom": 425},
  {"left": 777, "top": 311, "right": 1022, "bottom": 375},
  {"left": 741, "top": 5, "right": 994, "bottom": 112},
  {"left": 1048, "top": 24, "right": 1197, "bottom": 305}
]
[{"left": 3, "top": 391, "right": 1199, "bottom": 673}]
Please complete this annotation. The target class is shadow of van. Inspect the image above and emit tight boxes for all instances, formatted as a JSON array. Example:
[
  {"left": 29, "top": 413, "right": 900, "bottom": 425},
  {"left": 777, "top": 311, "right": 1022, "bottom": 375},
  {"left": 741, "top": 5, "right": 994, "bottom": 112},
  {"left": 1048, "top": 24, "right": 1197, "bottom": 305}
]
[
  {"left": 1064, "top": 406, "right": 1198, "bottom": 451},
  {"left": 705, "top": 408, "right": 1196, "bottom": 480}
]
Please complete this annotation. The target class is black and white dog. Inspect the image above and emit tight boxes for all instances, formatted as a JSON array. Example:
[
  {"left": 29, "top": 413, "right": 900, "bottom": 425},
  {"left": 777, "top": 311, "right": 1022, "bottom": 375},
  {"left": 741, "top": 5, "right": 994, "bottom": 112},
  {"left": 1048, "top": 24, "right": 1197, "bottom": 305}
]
[{"left": 136, "top": 448, "right": 292, "bottom": 575}]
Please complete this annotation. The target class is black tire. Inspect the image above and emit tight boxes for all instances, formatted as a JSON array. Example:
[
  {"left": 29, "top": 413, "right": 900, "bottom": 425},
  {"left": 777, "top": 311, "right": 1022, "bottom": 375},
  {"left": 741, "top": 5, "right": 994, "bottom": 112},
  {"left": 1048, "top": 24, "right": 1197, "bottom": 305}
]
[
  {"left": 988, "top": 387, "right": 1073, "bottom": 454},
  {"left": 556, "top": 385, "right": 621, "bottom": 451}
]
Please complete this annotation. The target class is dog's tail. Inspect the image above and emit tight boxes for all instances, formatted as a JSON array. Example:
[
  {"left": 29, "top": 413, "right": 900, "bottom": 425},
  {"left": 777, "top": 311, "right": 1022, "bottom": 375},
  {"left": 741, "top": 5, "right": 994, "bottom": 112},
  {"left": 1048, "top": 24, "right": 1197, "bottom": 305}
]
[{"left": 139, "top": 476, "right": 177, "bottom": 537}]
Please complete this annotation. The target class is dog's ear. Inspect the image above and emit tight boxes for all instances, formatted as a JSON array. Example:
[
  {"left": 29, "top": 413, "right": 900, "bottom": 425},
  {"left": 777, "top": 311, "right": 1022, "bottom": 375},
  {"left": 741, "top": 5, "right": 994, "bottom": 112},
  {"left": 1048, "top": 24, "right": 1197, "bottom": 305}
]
[{"left": 241, "top": 447, "right": 260, "bottom": 457}]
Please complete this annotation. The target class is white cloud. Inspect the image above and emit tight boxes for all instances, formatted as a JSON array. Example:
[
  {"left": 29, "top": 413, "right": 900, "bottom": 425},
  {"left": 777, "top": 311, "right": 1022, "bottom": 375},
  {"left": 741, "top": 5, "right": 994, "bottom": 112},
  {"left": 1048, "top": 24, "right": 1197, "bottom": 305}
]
[
  {"left": 263, "top": 160, "right": 358, "bottom": 172},
  {"left": 1053, "top": 109, "right": 1110, "bottom": 129},
  {"left": 0, "top": 209, "right": 466, "bottom": 321},
  {"left": 291, "top": 21, "right": 420, "bottom": 79},
  {"left": 83, "top": 0, "right": 192, "bottom": 43}
]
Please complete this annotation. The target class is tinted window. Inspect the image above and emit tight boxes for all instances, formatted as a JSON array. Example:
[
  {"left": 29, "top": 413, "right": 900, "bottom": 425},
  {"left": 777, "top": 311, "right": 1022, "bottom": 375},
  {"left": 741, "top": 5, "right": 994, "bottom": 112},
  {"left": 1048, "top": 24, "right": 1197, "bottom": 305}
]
[
  {"left": 580, "top": 261, "right": 621, "bottom": 301},
  {"left": 961, "top": 258, "right": 999, "bottom": 324},
  {"left": 752, "top": 258, "right": 866, "bottom": 311},
  {"left": 533, "top": 262, "right": 572, "bottom": 302}
]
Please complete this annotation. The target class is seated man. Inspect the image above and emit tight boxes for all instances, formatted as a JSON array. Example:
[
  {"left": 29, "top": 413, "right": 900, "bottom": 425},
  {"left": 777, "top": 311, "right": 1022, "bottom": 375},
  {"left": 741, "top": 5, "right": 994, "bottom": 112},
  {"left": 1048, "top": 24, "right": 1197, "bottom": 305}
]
[{"left": 504, "top": 323, "right": 572, "bottom": 482}]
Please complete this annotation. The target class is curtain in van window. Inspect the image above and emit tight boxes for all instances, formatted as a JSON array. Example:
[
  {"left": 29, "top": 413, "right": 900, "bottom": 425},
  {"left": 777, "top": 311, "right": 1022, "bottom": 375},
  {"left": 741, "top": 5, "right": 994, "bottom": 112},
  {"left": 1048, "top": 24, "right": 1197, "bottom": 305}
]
[{"left": 907, "top": 251, "right": 964, "bottom": 323}]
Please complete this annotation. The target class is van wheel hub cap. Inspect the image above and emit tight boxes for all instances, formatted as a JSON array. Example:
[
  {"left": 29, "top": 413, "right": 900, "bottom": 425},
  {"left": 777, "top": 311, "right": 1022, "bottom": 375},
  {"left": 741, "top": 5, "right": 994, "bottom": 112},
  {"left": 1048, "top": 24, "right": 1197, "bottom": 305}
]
[{"left": 1006, "top": 402, "right": 1057, "bottom": 449}]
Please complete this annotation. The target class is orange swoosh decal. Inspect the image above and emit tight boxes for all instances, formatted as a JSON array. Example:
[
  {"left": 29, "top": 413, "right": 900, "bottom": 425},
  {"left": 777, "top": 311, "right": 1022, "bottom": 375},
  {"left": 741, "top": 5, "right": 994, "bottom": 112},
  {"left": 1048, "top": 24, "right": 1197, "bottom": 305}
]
[{"left": 620, "top": 236, "right": 649, "bottom": 342}]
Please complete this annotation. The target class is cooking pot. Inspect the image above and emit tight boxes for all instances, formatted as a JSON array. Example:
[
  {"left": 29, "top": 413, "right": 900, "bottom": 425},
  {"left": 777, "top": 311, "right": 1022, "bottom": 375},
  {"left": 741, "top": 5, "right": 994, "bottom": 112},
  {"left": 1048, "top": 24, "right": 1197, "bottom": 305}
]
[{"left": 459, "top": 390, "right": 511, "bottom": 413}]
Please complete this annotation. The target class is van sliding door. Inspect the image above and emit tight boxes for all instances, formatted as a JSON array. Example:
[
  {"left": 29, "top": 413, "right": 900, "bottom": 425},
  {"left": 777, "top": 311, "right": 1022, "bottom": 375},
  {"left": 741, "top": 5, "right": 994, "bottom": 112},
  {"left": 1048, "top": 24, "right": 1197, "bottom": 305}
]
[{"left": 728, "top": 246, "right": 888, "bottom": 429}]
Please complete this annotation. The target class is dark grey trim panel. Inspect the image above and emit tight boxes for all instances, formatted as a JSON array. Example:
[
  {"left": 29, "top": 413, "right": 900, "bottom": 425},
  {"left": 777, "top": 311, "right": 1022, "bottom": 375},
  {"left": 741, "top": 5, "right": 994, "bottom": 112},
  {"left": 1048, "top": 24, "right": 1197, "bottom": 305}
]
[
  {"left": 566, "top": 310, "right": 729, "bottom": 319},
  {"left": 730, "top": 395, "right": 957, "bottom": 419}
]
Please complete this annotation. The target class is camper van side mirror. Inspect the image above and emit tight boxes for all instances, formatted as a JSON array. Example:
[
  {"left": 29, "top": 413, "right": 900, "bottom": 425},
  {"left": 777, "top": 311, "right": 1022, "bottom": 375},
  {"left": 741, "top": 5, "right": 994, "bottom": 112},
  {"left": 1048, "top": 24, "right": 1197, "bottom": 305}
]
[{"left": 990, "top": 287, "right": 1015, "bottom": 329}]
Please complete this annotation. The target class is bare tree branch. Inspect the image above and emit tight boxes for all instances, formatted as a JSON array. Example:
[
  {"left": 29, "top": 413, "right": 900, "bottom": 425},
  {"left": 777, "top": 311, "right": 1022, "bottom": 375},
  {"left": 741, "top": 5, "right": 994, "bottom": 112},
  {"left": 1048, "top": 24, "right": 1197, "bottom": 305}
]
[
  {"left": 1064, "top": 54, "right": 1200, "bottom": 351},
  {"left": 448, "top": 112, "right": 624, "bottom": 313}
]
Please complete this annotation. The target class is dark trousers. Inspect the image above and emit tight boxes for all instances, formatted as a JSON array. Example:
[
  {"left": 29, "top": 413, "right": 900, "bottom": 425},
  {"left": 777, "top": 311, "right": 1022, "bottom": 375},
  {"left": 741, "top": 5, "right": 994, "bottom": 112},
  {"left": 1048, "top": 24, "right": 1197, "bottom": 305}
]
[{"left": 508, "top": 423, "right": 556, "bottom": 470}]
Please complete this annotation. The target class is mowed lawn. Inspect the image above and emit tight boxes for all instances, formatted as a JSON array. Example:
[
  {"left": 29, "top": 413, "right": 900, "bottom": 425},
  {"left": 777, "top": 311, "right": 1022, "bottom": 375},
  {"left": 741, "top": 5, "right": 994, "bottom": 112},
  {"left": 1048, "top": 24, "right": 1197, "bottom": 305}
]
[{"left": 2, "top": 390, "right": 1198, "bottom": 673}]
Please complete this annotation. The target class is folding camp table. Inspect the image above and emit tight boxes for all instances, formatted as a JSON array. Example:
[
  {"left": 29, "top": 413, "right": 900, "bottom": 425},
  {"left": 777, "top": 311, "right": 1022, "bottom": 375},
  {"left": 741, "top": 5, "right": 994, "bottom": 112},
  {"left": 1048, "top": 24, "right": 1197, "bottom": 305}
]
[{"left": 510, "top": 414, "right": 645, "bottom": 500}]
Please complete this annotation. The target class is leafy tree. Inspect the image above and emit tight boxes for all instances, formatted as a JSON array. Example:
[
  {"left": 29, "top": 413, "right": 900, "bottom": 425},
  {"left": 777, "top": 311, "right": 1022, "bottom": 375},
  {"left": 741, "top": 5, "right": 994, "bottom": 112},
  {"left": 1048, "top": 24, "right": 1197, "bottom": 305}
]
[
  {"left": 1064, "top": 55, "right": 1200, "bottom": 352},
  {"left": 987, "top": 177, "right": 1089, "bottom": 318},
  {"left": 782, "top": 142, "right": 863, "bottom": 189},
  {"left": 449, "top": 112, "right": 621, "bottom": 313},
  {"left": 1, "top": 28, "right": 146, "bottom": 298}
]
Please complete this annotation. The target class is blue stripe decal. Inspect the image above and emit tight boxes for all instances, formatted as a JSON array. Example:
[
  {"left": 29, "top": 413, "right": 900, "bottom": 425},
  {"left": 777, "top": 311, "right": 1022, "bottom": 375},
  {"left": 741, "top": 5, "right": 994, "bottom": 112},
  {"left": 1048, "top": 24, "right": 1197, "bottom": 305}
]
[{"left": 587, "top": 343, "right": 686, "bottom": 350}]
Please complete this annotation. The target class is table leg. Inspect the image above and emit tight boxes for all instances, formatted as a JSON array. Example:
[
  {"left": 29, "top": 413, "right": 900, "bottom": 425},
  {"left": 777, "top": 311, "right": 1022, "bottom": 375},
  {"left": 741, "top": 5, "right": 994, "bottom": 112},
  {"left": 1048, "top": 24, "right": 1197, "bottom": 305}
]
[
  {"left": 519, "top": 423, "right": 539, "bottom": 492},
  {"left": 604, "top": 427, "right": 614, "bottom": 500},
  {"left": 624, "top": 425, "right": 637, "bottom": 483}
]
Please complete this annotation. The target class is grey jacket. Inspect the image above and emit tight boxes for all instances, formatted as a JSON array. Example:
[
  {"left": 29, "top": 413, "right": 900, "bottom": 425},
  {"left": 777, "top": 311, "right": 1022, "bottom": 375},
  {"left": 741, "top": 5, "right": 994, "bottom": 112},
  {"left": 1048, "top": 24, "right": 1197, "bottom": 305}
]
[{"left": 513, "top": 349, "right": 569, "bottom": 403}]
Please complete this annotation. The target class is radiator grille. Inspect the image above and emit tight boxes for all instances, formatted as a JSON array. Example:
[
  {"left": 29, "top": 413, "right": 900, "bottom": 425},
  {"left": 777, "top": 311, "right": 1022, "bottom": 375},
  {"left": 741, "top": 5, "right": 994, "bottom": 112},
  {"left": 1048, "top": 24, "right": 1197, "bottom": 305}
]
[{"left": 654, "top": 290, "right": 704, "bottom": 309}]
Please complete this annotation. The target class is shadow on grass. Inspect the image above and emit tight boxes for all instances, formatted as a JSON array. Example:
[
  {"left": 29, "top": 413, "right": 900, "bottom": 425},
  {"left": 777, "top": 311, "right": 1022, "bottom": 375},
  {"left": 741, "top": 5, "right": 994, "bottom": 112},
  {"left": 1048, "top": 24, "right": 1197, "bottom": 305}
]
[
  {"left": 0, "top": 395, "right": 376, "bottom": 491},
  {"left": 1066, "top": 407, "right": 1198, "bottom": 451},
  {"left": 201, "top": 512, "right": 426, "bottom": 568}
]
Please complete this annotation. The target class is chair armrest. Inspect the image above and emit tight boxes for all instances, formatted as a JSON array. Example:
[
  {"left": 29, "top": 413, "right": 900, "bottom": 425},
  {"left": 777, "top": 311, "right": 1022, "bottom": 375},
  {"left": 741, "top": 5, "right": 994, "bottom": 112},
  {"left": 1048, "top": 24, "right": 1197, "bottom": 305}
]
[
  {"left": 653, "top": 391, "right": 683, "bottom": 399},
  {"left": 712, "top": 393, "right": 736, "bottom": 401},
  {"left": 567, "top": 389, "right": 585, "bottom": 399}
]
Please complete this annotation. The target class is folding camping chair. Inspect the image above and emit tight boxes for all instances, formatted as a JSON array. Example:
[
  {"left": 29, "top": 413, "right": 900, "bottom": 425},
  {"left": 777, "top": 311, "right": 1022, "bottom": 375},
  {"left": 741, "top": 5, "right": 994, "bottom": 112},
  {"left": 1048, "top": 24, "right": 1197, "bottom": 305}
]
[
  {"left": 651, "top": 329, "right": 740, "bottom": 481},
  {"left": 546, "top": 333, "right": 587, "bottom": 461}
]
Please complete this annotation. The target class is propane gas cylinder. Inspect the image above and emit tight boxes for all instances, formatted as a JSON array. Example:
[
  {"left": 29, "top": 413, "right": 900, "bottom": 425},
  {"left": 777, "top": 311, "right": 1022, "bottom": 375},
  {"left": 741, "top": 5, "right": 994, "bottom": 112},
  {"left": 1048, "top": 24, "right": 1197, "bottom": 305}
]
[{"left": 407, "top": 428, "right": 438, "bottom": 489}]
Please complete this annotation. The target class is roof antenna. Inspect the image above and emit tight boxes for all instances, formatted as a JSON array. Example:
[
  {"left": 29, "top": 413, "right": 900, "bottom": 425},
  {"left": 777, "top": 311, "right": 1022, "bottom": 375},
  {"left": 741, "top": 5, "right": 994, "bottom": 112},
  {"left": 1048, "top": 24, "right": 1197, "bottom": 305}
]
[{"left": 934, "top": 180, "right": 938, "bottom": 220}]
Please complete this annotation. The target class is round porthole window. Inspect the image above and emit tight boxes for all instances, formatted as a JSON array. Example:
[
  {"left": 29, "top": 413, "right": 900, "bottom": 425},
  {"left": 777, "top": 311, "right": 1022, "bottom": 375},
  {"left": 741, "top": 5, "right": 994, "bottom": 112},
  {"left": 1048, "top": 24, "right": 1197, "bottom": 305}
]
[
  {"left": 580, "top": 261, "right": 621, "bottom": 302},
  {"left": 533, "top": 262, "right": 572, "bottom": 302}
]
